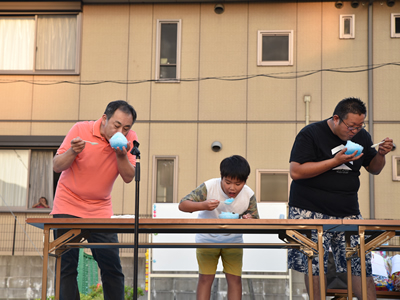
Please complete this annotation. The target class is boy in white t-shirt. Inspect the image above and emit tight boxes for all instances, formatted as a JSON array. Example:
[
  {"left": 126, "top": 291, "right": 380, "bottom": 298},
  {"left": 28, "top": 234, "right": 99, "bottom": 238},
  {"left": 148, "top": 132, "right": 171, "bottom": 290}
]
[{"left": 179, "top": 155, "right": 259, "bottom": 300}]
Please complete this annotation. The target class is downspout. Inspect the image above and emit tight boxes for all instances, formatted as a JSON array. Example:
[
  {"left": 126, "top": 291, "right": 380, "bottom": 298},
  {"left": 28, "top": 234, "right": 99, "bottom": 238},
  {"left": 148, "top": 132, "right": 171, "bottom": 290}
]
[
  {"left": 368, "top": 0, "right": 375, "bottom": 219},
  {"left": 304, "top": 95, "right": 311, "bottom": 126}
]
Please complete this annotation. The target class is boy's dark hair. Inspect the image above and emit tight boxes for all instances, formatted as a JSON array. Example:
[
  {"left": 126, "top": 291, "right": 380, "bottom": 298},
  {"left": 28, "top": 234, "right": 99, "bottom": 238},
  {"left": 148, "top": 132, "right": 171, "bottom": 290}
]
[
  {"left": 333, "top": 97, "right": 367, "bottom": 120},
  {"left": 104, "top": 100, "right": 137, "bottom": 124},
  {"left": 220, "top": 155, "right": 250, "bottom": 182}
]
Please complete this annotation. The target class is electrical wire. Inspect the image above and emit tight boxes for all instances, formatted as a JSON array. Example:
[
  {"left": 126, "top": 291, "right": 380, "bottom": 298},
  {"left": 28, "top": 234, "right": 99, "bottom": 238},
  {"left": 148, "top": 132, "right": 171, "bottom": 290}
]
[{"left": 0, "top": 62, "right": 399, "bottom": 85}]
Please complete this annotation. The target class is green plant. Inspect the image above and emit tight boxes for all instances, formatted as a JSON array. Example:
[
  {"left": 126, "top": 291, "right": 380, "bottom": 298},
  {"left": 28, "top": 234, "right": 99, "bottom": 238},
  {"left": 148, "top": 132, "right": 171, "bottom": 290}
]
[
  {"left": 35, "top": 284, "right": 145, "bottom": 300},
  {"left": 85, "top": 284, "right": 144, "bottom": 299},
  {"left": 124, "top": 285, "right": 145, "bottom": 300}
]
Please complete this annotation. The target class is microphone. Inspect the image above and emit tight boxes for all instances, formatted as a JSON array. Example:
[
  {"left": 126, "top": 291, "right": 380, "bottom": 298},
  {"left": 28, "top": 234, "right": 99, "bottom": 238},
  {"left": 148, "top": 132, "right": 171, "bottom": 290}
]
[{"left": 130, "top": 140, "right": 140, "bottom": 159}]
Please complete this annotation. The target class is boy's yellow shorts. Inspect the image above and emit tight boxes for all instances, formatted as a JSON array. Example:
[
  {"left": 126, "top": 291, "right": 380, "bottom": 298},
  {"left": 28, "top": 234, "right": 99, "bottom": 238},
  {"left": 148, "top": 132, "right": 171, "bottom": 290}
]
[{"left": 196, "top": 248, "right": 243, "bottom": 276}]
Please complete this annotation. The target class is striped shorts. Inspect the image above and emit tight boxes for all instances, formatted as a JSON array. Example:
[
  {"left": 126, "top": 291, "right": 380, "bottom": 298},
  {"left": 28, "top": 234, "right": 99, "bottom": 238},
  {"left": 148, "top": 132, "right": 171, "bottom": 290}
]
[{"left": 287, "top": 206, "right": 372, "bottom": 276}]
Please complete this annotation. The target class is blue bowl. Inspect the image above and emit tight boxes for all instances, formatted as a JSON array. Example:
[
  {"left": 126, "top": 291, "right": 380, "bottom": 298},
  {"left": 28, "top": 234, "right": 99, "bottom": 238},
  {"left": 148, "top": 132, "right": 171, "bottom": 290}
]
[
  {"left": 110, "top": 132, "right": 128, "bottom": 150},
  {"left": 345, "top": 140, "right": 363, "bottom": 157},
  {"left": 219, "top": 212, "right": 239, "bottom": 219}
]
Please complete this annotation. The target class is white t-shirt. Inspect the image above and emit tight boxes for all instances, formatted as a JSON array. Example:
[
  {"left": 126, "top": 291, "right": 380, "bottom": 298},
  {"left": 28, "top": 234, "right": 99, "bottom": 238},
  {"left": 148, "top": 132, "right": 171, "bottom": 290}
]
[{"left": 195, "top": 178, "right": 254, "bottom": 244}]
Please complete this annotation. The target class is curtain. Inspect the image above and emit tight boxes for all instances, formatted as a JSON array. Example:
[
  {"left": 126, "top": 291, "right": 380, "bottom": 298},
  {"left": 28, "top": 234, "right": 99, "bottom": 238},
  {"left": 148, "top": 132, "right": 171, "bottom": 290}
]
[
  {"left": 0, "top": 17, "right": 35, "bottom": 70},
  {"left": 36, "top": 15, "right": 76, "bottom": 70},
  {"left": 156, "top": 159, "right": 174, "bottom": 203},
  {"left": 0, "top": 150, "right": 29, "bottom": 207},
  {"left": 28, "top": 150, "right": 54, "bottom": 208}
]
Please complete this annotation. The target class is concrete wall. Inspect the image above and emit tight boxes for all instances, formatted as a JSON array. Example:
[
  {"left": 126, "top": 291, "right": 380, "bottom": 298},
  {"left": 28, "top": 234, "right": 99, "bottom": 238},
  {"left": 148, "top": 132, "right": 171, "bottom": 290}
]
[
  {"left": 0, "top": 256, "right": 147, "bottom": 300},
  {"left": 0, "top": 255, "right": 306, "bottom": 300}
]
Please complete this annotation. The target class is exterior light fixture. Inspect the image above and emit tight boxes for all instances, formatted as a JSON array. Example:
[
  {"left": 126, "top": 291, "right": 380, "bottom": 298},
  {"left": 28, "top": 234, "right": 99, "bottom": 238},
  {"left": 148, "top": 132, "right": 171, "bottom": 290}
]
[
  {"left": 387, "top": 0, "right": 395, "bottom": 7},
  {"left": 335, "top": 1, "right": 344, "bottom": 8},
  {"left": 211, "top": 141, "right": 222, "bottom": 152},
  {"left": 214, "top": 4, "right": 225, "bottom": 14}
]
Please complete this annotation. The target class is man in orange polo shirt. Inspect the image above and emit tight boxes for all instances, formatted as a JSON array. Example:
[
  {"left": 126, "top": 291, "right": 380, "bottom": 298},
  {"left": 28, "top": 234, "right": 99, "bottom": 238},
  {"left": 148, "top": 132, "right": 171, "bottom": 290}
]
[{"left": 51, "top": 100, "right": 138, "bottom": 300}]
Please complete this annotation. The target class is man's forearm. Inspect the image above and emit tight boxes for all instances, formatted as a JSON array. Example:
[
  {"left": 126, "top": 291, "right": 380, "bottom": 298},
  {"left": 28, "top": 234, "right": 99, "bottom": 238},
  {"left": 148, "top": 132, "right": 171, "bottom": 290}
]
[
  {"left": 290, "top": 159, "right": 339, "bottom": 180},
  {"left": 366, "top": 153, "right": 386, "bottom": 175},
  {"left": 117, "top": 155, "right": 136, "bottom": 183},
  {"left": 53, "top": 148, "right": 78, "bottom": 173}
]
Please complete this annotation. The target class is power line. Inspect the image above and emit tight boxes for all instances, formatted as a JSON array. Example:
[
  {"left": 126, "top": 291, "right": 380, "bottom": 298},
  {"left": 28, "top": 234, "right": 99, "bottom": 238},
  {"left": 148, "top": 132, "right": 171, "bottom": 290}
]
[{"left": 1, "top": 62, "right": 399, "bottom": 85}]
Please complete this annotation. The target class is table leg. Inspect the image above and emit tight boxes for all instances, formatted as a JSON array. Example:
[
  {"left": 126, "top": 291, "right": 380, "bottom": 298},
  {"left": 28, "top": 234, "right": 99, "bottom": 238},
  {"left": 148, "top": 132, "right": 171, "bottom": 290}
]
[
  {"left": 308, "top": 258, "right": 314, "bottom": 300},
  {"left": 285, "top": 229, "right": 322, "bottom": 300},
  {"left": 345, "top": 232, "right": 353, "bottom": 300},
  {"left": 359, "top": 229, "right": 367, "bottom": 300},
  {"left": 317, "top": 227, "right": 326, "bottom": 300},
  {"left": 55, "top": 250, "right": 62, "bottom": 300},
  {"left": 41, "top": 227, "right": 50, "bottom": 300}
]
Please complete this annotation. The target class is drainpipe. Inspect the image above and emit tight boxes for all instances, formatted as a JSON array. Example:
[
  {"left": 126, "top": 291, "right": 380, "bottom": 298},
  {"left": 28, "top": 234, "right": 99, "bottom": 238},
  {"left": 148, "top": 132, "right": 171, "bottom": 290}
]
[
  {"left": 368, "top": 0, "right": 375, "bottom": 219},
  {"left": 304, "top": 95, "right": 311, "bottom": 126}
]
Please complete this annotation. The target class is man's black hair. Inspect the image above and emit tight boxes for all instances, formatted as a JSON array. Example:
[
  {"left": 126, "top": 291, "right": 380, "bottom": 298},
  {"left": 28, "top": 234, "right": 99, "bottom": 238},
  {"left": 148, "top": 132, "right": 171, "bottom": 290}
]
[
  {"left": 220, "top": 155, "right": 250, "bottom": 182},
  {"left": 104, "top": 100, "right": 137, "bottom": 124},
  {"left": 333, "top": 97, "right": 367, "bottom": 120}
]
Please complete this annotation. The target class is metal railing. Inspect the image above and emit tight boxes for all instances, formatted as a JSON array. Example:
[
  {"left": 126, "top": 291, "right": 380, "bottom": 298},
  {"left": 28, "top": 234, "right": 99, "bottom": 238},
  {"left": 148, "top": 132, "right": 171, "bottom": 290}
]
[{"left": 0, "top": 212, "right": 151, "bottom": 257}]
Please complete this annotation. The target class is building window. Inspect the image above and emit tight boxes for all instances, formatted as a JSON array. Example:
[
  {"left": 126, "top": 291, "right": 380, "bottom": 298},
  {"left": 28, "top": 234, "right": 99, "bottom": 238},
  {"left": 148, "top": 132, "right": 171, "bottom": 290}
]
[
  {"left": 256, "top": 169, "right": 290, "bottom": 202},
  {"left": 155, "top": 20, "right": 181, "bottom": 81},
  {"left": 392, "top": 156, "right": 400, "bottom": 181},
  {"left": 0, "top": 149, "right": 56, "bottom": 211},
  {"left": 152, "top": 156, "right": 178, "bottom": 203},
  {"left": 340, "top": 15, "right": 355, "bottom": 39},
  {"left": 0, "top": 13, "right": 81, "bottom": 75},
  {"left": 391, "top": 13, "right": 400, "bottom": 38},
  {"left": 257, "top": 30, "right": 293, "bottom": 66}
]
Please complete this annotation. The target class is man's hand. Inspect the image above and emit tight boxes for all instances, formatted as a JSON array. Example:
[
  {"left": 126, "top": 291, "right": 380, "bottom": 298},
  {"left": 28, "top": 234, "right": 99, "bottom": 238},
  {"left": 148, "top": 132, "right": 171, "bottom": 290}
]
[
  {"left": 333, "top": 147, "right": 364, "bottom": 165},
  {"left": 377, "top": 138, "right": 394, "bottom": 156},
  {"left": 113, "top": 141, "right": 132, "bottom": 157},
  {"left": 203, "top": 199, "right": 220, "bottom": 211},
  {"left": 53, "top": 136, "right": 85, "bottom": 173},
  {"left": 70, "top": 137, "right": 86, "bottom": 154},
  {"left": 366, "top": 137, "right": 394, "bottom": 175}
]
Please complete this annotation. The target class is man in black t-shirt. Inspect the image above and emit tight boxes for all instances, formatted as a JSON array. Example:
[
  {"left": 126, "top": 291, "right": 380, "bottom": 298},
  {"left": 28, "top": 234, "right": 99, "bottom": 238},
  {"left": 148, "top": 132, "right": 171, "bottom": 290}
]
[{"left": 288, "top": 97, "right": 393, "bottom": 300}]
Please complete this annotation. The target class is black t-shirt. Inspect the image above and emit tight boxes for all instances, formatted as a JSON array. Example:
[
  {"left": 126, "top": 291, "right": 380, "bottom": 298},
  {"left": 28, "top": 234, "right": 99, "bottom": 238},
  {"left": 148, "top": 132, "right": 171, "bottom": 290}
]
[{"left": 289, "top": 119, "right": 377, "bottom": 217}]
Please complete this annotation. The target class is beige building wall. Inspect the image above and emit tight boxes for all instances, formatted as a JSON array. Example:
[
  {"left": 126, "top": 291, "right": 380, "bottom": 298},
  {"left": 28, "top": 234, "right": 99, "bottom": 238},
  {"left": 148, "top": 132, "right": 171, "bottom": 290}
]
[{"left": 1, "top": 1, "right": 400, "bottom": 235}]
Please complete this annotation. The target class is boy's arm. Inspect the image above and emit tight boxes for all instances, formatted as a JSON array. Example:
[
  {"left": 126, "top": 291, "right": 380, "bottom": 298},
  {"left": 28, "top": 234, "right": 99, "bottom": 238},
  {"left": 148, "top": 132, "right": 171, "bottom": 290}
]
[
  {"left": 179, "top": 199, "right": 219, "bottom": 213},
  {"left": 241, "top": 195, "right": 259, "bottom": 219},
  {"left": 179, "top": 183, "right": 220, "bottom": 213}
]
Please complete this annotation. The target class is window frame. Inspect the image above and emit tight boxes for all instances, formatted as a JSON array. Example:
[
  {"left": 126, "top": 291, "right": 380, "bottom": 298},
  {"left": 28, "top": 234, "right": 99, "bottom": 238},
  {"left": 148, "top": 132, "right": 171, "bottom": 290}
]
[
  {"left": 392, "top": 156, "right": 400, "bottom": 181},
  {"left": 0, "top": 147, "right": 57, "bottom": 212},
  {"left": 152, "top": 155, "right": 179, "bottom": 203},
  {"left": 257, "top": 30, "right": 293, "bottom": 66},
  {"left": 255, "top": 169, "right": 291, "bottom": 203},
  {"left": 391, "top": 13, "right": 400, "bottom": 38},
  {"left": 155, "top": 19, "right": 182, "bottom": 82},
  {"left": 339, "top": 14, "right": 355, "bottom": 39},
  {"left": 0, "top": 12, "right": 82, "bottom": 75}
]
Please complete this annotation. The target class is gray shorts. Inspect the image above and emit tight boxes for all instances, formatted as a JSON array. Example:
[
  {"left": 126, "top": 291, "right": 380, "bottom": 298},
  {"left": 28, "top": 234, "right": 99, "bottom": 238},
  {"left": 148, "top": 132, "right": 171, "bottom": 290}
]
[{"left": 287, "top": 206, "right": 372, "bottom": 276}]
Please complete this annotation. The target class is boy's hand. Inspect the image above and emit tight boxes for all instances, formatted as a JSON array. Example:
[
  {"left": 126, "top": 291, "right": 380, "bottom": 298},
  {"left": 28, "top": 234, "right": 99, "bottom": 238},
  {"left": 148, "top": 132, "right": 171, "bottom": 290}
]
[
  {"left": 203, "top": 199, "right": 220, "bottom": 211},
  {"left": 242, "top": 213, "right": 253, "bottom": 219}
]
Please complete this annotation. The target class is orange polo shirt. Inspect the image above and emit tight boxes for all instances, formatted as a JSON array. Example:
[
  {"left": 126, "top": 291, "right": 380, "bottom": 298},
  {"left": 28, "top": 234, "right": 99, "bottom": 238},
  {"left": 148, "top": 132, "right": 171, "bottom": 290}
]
[{"left": 51, "top": 118, "right": 138, "bottom": 218}]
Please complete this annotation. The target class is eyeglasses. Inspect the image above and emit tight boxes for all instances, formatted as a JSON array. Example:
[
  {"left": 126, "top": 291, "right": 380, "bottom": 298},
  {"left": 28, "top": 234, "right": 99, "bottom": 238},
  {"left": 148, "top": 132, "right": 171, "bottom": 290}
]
[{"left": 339, "top": 116, "right": 366, "bottom": 132}]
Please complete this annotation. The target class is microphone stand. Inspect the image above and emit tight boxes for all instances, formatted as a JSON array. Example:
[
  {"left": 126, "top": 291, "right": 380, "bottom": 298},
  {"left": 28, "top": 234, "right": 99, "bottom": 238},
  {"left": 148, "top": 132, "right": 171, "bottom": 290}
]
[{"left": 130, "top": 141, "right": 140, "bottom": 299}]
